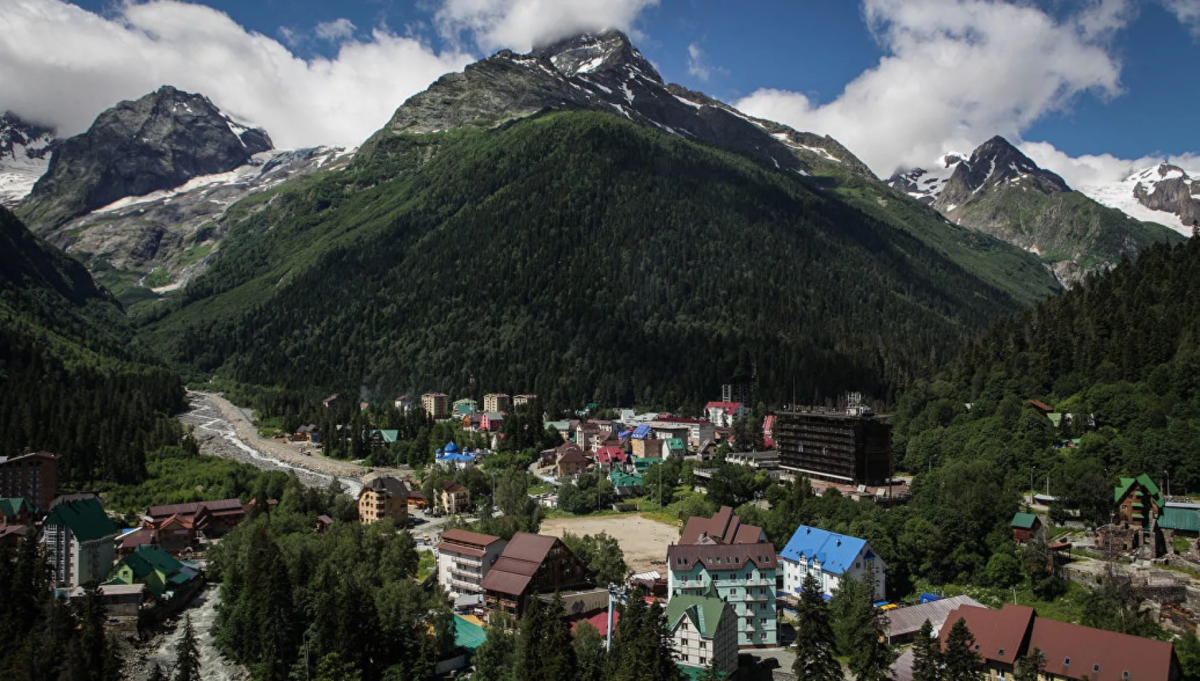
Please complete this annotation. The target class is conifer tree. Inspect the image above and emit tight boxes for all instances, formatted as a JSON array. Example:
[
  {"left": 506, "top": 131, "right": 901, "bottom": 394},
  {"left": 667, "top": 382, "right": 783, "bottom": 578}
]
[
  {"left": 573, "top": 619, "right": 606, "bottom": 681},
  {"left": 172, "top": 616, "right": 201, "bottom": 681},
  {"left": 941, "top": 619, "right": 982, "bottom": 681},
  {"left": 793, "top": 573, "right": 842, "bottom": 681},
  {"left": 473, "top": 612, "right": 516, "bottom": 681},
  {"left": 1014, "top": 647, "right": 1045, "bottom": 681},
  {"left": 148, "top": 663, "right": 167, "bottom": 681},
  {"left": 911, "top": 620, "right": 943, "bottom": 681}
]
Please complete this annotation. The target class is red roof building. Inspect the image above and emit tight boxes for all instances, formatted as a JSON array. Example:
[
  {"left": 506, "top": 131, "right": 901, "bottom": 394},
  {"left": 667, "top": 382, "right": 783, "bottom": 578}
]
[
  {"left": 680, "top": 506, "right": 767, "bottom": 546},
  {"left": 481, "top": 533, "right": 588, "bottom": 618},
  {"left": 939, "top": 603, "right": 1180, "bottom": 681}
]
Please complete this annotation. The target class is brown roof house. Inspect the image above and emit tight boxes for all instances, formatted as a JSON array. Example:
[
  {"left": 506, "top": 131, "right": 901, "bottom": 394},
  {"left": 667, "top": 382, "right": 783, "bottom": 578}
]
[
  {"left": 557, "top": 445, "right": 590, "bottom": 479},
  {"left": 437, "top": 529, "right": 508, "bottom": 598},
  {"left": 481, "top": 532, "right": 588, "bottom": 618},
  {"left": 938, "top": 603, "right": 1180, "bottom": 681},
  {"left": 148, "top": 498, "right": 246, "bottom": 538},
  {"left": 680, "top": 505, "right": 768, "bottom": 545},
  {"left": 441, "top": 482, "right": 471, "bottom": 515},
  {"left": 359, "top": 477, "right": 409, "bottom": 525}
]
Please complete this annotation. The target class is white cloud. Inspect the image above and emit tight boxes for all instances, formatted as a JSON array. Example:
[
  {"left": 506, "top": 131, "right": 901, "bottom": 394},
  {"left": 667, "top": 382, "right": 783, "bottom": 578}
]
[
  {"left": 1020, "top": 140, "right": 1200, "bottom": 188},
  {"left": 687, "top": 43, "right": 711, "bottom": 81},
  {"left": 0, "top": 0, "right": 473, "bottom": 149},
  {"left": 1163, "top": 0, "right": 1200, "bottom": 36},
  {"left": 314, "top": 18, "right": 357, "bottom": 43},
  {"left": 434, "top": 0, "right": 659, "bottom": 53},
  {"left": 736, "top": 0, "right": 1133, "bottom": 176}
]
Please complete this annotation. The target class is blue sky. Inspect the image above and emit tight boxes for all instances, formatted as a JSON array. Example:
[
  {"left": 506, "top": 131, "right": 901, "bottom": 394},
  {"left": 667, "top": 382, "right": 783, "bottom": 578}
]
[{"left": 7, "top": 0, "right": 1200, "bottom": 183}]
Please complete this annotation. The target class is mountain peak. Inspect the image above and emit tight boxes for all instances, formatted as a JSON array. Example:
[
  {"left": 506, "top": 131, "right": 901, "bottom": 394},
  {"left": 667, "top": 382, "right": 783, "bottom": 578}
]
[
  {"left": 20, "top": 86, "right": 273, "bottom": 227},
  {"left": 529, "top": 30, "right": 662, "bottom": 82},
  {"left": 936, "top": 134, "right": 1069, "bottom": 203}
]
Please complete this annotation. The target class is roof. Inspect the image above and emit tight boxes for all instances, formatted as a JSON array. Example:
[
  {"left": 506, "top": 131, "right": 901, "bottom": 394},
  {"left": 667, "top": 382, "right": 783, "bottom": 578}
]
[
  {"left": 680, "top": 506, "right": 766, "bottom": 546},
  {"left": 44, "top": 497, "right": 117, "bottom": 542},
  {"left": 362, "top": 476, "right": 409, "bottom": 498},
  {"left": 483, "top": 411, "right": 504, "bottom": 421},
  {"left": 705, "top": 402, "right": 743, "bottom": 413},
  {"left": 939, "top": 603, "right": 1035, "bottom": 666},
  {"left": 667, "top": 543, "right": 778, "bottom": 572},
  {"left": 442, "top": 481, "right": 467, "bottom": 493},
  {"left": 609, "top": 471, "right": 643, "bottom": 488},
  {"left": 558, "top": 449, "right": 589, "bottom": 465},
  {"left": 373, "top": 429, "right": 399, "bottom": 443},
  {"left": 1159, "top": 507, "right": 1200, "bottom": 532},
  {"left": 70, "top": 584, "right": 147, "bottom": 598},
  {"left": 632, "top": 457, "right": 664, "bottom": 472},
  {"left": 666, "top": 595, "right": 728, "bottom": 638},
  {"left": 666, "top": 438, "right": 686, "bottom": 451},
  {"left": 779, "top": 525, "right": 871, "bottom": 576},
  {"left": 439, "top": 528, "right": 503, "bottom": 548},
  {"left": 1011, "top": 513, "right": 1040, "bottom": 529},
  {"left": 1115, "top": 474, "right": 1164, "bottom": 509},
  {"left": 883, "top": 595, "right": 986, "bottom": 637},
  {"left": 1029, "top": 611, "right": 1176, "bottom": 681},
  {"left": 119, "top": 545, "right": 185, "bottom": 580},
  {"left": 0, "top": 497, "right": 31, "bottom": 516},
  {"left": 148, "top": 498, "right": 243, "bottom": 519},
  {"left": 572, "top": 610, "right": 620, "bottom": 637},
  {"left": 632, "top": 425, "right": 653, "bottom": 439},
  {"left": 454, "top": 615, "right": 488, "bottom": 651},
  {"left": 1027, "top": 399, "right": 1054, "bottom": 412},
  {"left": 322, "top": 393, "right": 340, "bottom": 404},
  {"left": 481, "top": 533, "right": 562, "bottom": 597},
  {"left": 316, "top": 515, "right": 334, "bottom": 524},
  {"left": 595, "top": 447, "right": 628, "bottom": 463}
]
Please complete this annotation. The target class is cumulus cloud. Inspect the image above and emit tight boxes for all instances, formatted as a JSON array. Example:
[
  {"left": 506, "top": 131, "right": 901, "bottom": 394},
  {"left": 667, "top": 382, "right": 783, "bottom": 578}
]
[
  {"left": 314, "top": 18, "right": 357, "bottom": 43},
  {"left": 1020, "top": 141, "right": 1200, "bottom": 189},
  {"left": 1163, "top": 0, "right": 1200, "bottom": 36},
  {"left": 0, "top": 0, "right": 473, "bottom": 148},
  {"left": 736, "top": 0, "right": 1133, "bottom": 176},
  {"left": 434, "top": 0, "right": 659, "bottom": 53}
]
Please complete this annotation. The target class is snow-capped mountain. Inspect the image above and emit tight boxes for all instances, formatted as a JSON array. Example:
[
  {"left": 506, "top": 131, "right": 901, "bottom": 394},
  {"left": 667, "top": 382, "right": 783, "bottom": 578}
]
[
  {"left": 886, "top": 153, "right": 967, "bottom": 204},
  {"left": 367, "top": 30, "right": 876, "bottom": 180},
  {"left": 889, "top": 136, "right": 1183, "bottom": 286},
  {"left": 1080, "top": 163, "right": 1199, "bottom": 236},
  {"left": 0, "top": 112, "right": 56, "bottom": 207},
  {"left": 10, "top": 87, "right": 353, "bottom": 299}
]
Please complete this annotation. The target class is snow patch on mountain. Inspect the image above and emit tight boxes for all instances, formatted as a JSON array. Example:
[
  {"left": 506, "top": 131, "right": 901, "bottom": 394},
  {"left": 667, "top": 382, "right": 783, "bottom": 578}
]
[
  {"left": 886, "top": 153, "right": 965, "bottom": 204},
  {"left": 1079, "top": 163, "right": 1198, "bottom": 236}
]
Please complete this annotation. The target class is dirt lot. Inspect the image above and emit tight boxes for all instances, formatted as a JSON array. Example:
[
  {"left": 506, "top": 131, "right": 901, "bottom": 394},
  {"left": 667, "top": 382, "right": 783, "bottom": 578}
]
[{"left": 540, "top": 514, "right": 681, "bottom": 573}]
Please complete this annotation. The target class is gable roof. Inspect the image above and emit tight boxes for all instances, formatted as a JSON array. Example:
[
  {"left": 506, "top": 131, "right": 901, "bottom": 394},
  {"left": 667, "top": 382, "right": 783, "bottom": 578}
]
[
  {"left": 1029, "top": 610, "right": 1176, "bottom": 681},
  {"left": 1011, "top": 513, "right": 1040, "bottom": 529},
  {"left": 373, "top": 429, "right": 399, "bottom": 443},
  {"left": 884, "top": 595, "right": 986, "bottom": 638},
  {"left": 609, "top": 471, "right": 643, "bottom": 488},
  {"left": 148, "top": 498, "right": 243, "bottom": 519},
  {"left": 1115, "top": 474, "right": 1163, "bottom": 508},
  {"left": 122, "top": 545, "right": 184, "bottom": 578},
  {"left": 779, "top": 525, "right": 871, "bottom": 575},
  {"left": 481, "top": 532, "right": 565, "bottom": 597},
  {"left": 667, "top": 542, "right": 778, "bottom": 572},
  {"left": 362, "top": 476, "right": 409, "bottom": 498},
  {"left": 666, "top": 595, "right": 729, "bottom": 638},
  {"left": 680, "top": 506, "right": 766, "bottom": 546},
  {"left": 594, "top": 446, "right": 627, "bottom": 463},
  {"left": 939, "top": 604, "right": 1035, "bottom": 667},
  {"left": 558, "top": 449, "right": 589, "bottom": 465},
  {"left": 1027, "top": 399, "right": 1054, "bottom": 413},
  {"left": 666, "top": 438, "right": 686, "bottom": 451},
  {"left": 439, "top": 528, "right": 502, "bottom": 549},
  {"left": 44, "top": 497, "right": 117, "bottom": 543},
  {"left": 0, "top": 497, "right": 32, "bottom": 516}
]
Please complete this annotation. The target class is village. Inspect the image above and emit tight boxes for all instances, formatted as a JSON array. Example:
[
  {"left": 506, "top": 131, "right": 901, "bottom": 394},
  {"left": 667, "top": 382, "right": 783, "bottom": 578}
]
[{"left": 1, "top": 388, "right": 1197, "bottom": 681}]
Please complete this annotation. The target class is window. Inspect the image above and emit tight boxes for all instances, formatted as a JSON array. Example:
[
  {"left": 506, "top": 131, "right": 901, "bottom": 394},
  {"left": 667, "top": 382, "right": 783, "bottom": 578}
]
[
  {"left": 699, "top": 658, "right": 706, "bottom": 666},
  {"left": 1064, "top": 658, "right": 1072, "bottom": 667},
  {"left": 760, "top": 618, "right": 767, "bottom": 625},
  {"left": 856, "top": 562, "right": 861, "bottom": 569},
  {"left": 699, "top": 641, "right": 706, "bottom": 650},
  {"left": 1093, "top": 665, "right": 1101, "bottom": 673}
]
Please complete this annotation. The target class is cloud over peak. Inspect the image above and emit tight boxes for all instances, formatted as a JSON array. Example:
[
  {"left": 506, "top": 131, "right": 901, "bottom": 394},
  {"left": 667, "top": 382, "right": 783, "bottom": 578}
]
[
  {"left": 737, "top": 0, "right": 1131, "bottom": 177},
  {"left": 433, "top": 0, "right": 659, "bottom": 53}
]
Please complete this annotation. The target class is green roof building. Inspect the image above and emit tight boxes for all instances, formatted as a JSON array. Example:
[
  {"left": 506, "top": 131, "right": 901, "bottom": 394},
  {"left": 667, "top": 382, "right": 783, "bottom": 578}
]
[
  {"left": 110, "top": 545, "right": 198, "bottom": 597},
  {"left": 666, "top": 438, "right": 687, "bottom": 456},
  {"left": 0, "top": 497, "right": 33, "bottom": 524},
  {"left": 666, "top": 594, "right": 738, "bottom": 676},
  {"left": 1115, "top": 474, "right": 1164, "bottom": 529},
  {"left": 42, "top": 497, "right": 118, "bottom": 588}
]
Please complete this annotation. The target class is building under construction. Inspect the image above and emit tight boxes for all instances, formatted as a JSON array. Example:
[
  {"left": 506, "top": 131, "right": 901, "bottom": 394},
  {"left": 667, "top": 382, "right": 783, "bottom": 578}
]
[{"left": 774, "top": 406, "right": 892, "bottom": 485}]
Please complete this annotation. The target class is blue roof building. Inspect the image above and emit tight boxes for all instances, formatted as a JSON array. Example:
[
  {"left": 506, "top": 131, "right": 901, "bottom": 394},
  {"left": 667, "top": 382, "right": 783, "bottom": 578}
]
[
  {"left": 778, "top": 525, "right": 885, "bottom": 600},
  {"left": 632, "top": 425, "right": 653, "bottom": 440}
]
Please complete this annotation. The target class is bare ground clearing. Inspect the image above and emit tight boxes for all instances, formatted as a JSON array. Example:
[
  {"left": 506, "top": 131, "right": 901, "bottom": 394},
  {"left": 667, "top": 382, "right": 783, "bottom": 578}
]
[{"left": 540, "top": 514, "right": 681, "bottom": 574}]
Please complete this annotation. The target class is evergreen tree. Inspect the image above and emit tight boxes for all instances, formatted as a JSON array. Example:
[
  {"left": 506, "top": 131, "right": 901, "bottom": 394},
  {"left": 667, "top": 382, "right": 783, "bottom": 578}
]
[
  {"left": 573, "top": 620, "right": 606, "bottom": 681},
  {"left": 172, "top": 616, "right": 201, "bottom": 681},
  {"left": 513, "top": 595, "right": 576, "bottom": 681},
  {"left": 148, "top": 663, "right": 167, "bottom": 681},
  {"left": 941, "top": 619, "right": 982, "bottom": 681},
  {"left": 1014, "top": 647, "right": 1045, "bottom": 681},
  {"left": 473, "top": 613, "right": 516, "bottom": 681},
  {"left": 792, "top": 573, "right": 842, "bottom": 681},
  {"left": 697, "top": 660, "right": 727, "bottom": 681},
  {"left": 911, "top": 620, "right": 943, "bottom": 681}
]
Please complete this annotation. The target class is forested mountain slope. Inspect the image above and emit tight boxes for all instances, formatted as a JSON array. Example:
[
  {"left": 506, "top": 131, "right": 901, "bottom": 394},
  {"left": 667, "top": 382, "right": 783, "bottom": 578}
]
[
  {"left": 141, "top": 111, "right": 1049, "bottom": 407},
  {"left": 893, "top": 237, "right": 1200, "bottom": 509},
  {"left": 0, "top": 206, "right": 183, "bottom": 483}
]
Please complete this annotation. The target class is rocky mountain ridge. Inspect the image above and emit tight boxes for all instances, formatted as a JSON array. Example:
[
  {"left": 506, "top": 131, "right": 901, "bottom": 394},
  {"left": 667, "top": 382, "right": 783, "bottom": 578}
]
[
  {"left": 365, "top": 30, "right": 874, "bottom": 179},
  {"left": 20, "top": 85, "right": 272, "bottom": 228},
  {"left": 0, "top": 112, "right": 57, "bottom": 207},
  {"left": 887, "top": 136, "right": 1183, "bottom": 285}
]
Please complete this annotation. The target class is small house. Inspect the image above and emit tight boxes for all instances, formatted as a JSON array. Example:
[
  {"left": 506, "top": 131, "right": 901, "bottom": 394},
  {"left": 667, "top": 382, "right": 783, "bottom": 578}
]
[
  {"left": 481, "top": 412, "right": 505, "bottom": 432},
  {"left": 1011, "top": 512, "right": 1044, "bottom": 544},
  {"left": 1115, "top": 474, "right": 1164, "bottom": 529},
  {"left": 0, "top": 497, "right": 34, "bottom": 527},
  {"left": 109, "top": 545, "right": 199, "bottom": 597}
]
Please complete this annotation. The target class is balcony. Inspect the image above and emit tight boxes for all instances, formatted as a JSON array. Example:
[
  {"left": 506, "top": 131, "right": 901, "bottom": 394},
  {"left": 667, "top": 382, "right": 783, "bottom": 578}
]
[{"left": 453, "top": 556, "right": 484, "bottom": 567}]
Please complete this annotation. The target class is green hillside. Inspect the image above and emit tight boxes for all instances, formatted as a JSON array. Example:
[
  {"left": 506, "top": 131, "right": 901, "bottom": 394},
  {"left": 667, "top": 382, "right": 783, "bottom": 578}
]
[
  {"left": 0, "top": 206, "right": 184, "bottom": 483},
  {"left": 139, "top": 111, "right": 1057, "bottom": 407},
  {"left": 892, "top": 237, "right": 1200, "bottom": 513}
]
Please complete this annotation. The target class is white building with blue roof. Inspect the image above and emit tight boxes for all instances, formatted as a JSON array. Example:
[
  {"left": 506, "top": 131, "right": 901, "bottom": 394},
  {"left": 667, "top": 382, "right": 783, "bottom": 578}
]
[{"left": 779, "top": 525, "right": 885, "bottom": 600}]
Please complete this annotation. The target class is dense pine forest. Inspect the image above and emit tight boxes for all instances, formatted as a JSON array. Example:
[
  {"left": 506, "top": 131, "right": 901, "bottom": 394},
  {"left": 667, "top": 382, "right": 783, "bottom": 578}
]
[
  {"left": 0, "top": 206, "right": 184, "bottom": 484},
  {"left": 892, "top": 236, "right": 1200, "bottom": 511},
  {"left": 138, "top": 110, "right": 1054, "bottom": 409}
]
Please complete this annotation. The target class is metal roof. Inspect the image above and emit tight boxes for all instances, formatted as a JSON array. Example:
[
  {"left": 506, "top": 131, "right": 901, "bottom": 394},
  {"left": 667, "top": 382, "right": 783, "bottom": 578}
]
[
  {"left": 1158, "top": 506, "right": 1200, "bottom": 532},
  {"left": 884, "top": 595, "right": 986, "bottom": 637},
  {"left": 1011, "top": 512, "right": 1039, "bottom": 529},
  {"left": 779, "top": 525, "right": 871, "bottom": 576}
]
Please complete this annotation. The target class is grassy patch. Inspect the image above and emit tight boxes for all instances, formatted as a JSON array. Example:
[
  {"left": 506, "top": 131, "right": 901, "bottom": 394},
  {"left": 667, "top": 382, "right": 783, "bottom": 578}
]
[
  {"left": 178, "top": 242, "right": 215, "bottom": 268},
  {"left": 143, "top": 267, "right": 173, "bottom": 288},
  {"left": 914, "top": 580, "right": 1090, "bottom": 624},
  {"left": 417, "top": 550, "right": 436, "bottom": 581}
]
